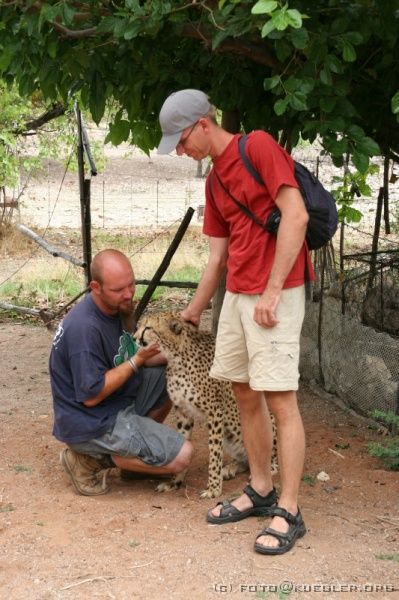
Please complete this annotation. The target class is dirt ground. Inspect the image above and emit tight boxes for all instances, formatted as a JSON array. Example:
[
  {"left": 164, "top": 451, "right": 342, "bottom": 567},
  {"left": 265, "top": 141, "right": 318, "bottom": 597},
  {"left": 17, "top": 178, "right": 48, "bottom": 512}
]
[
  {"left": 0, "top": 319, "right": 398, "bottom": 600},
  {"left": 1, "top": 138, "right": 398, "bottom": 599}
]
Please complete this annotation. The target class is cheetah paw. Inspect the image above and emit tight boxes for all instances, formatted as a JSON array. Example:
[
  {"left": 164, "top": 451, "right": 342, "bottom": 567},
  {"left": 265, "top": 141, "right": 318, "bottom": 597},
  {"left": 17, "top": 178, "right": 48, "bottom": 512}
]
[
  {"left": 222, "top": 463, "right": 237, "bottom": 480},
  {"left": 199, "top": 487, "right": 222, "bottom": 499},
  {"left": 156, "top": 480, "right": 182, "bottom": 493}
]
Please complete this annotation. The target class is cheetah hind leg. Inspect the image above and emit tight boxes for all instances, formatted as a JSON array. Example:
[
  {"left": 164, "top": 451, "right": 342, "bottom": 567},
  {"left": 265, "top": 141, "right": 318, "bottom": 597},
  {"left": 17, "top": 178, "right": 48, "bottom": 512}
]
[
  {"left": 222, "top": 459, "right": 248, "bottom": 481},
  {"left": 156, "top": 412, "right": 193, "bottom": 494}
]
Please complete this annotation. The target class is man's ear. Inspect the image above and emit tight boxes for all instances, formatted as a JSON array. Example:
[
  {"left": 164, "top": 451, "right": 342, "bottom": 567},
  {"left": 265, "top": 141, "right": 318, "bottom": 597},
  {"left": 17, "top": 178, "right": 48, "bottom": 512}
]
[
  {"left": 198, "top": 117, "right": 209, "bottom": 131},
  {"left": 90, "top": 280, "right": 100, "bottom": 295}
]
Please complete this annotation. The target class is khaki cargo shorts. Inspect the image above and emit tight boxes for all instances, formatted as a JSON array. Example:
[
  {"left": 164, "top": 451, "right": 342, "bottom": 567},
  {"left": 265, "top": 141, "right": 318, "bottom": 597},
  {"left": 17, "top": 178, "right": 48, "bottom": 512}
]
[{"left": 210, "top": 286, "right": 305, "bottom": 392}]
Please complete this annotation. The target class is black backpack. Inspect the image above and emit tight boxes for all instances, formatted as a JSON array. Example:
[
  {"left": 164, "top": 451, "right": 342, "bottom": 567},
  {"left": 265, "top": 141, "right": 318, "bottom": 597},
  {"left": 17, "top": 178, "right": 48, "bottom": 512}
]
[{"left": 234, "top": 134, "right": 338, "bottom": 250}]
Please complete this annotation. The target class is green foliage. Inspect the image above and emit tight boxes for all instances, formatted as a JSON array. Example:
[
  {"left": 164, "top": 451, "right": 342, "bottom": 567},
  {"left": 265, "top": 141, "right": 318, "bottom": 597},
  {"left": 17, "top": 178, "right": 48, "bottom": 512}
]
[
  {"left": 368, "top": 410, "right": 399, "bottom": 471},
  {"left": 331, "top": 163, "right": 379, "bottom": 224},
  {"left": 0, "top": 276, "right": 83, "bottom": 309},
  {"left": 0, "top": 0, "right": 397, "bottom": 166},
  {"left": 392, "top": 91, "right": 399, "bottom": 122},
  {"left": 13, "top": 464, "right": 32, "bottom": 473},
  {"left": 0, "top": 253, "right": 202, "bottom": 313},
  {"left": 0, "top": 82, "right": 39, "bottom": 189},
  {"left": 375, "top": 553, "right": 399, "bottom": 562},
  {"left": 0, "top": 81, "right": 78, "bottom": 193},
  {"left": 301, "top": 474, "right": 316, "bottom": 486},
  {"left": 167, "top": 264, "right": 203, "bottom": 282}
]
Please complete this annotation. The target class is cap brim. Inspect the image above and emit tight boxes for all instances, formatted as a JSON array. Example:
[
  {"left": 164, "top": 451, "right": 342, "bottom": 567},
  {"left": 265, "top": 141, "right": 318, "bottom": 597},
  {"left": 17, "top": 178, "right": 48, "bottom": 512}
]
[{"left": 157, "top": 131, "right": 182, "bottom": 155}]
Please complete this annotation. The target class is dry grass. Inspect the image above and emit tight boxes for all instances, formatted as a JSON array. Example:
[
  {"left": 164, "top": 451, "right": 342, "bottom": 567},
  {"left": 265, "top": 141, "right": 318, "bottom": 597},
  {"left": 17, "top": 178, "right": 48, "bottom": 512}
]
[
  {"left": 0, "top": 223, "right": 208, "bottom": 314},
  {"left": 0, "top": 224, "right": 35, "bottom": 257}
]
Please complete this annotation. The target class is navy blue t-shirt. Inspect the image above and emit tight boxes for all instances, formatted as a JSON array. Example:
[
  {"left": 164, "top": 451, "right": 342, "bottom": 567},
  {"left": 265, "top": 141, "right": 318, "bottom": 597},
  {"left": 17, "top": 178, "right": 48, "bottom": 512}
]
[{"left": 49, "top": 293, "right": 141, "bottom": 444}]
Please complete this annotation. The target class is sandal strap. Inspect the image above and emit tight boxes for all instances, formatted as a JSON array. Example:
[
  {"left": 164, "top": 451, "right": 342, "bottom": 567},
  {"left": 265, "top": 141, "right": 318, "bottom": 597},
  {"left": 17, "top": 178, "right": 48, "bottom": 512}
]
[
  {"left": 268, "top": 506, "right": 301, "bottom": 525},
  {"left": 256, "top": 526, "right": 291, "bottom": 545},
  {"left": 243, "top": 484, "right": 277, "bottom": 508},
  {"left": 217, "top": 499, "right": 241, "bottom": 518}
]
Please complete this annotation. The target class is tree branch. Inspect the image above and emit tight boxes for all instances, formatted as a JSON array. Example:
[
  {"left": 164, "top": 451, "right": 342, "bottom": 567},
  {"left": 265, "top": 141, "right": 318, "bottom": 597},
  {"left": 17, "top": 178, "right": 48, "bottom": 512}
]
[
  {"left": 182, "top": 23, "right": 280, "bottom": 69},
  {"left": 15, "top": 103, "right": 67, "bottom": 135},
  {"left": 50, "top": 20, "right": 98, "bottom": 38},
  {"left": 23, "top": 1, "right": 279, "bottom": 69}
]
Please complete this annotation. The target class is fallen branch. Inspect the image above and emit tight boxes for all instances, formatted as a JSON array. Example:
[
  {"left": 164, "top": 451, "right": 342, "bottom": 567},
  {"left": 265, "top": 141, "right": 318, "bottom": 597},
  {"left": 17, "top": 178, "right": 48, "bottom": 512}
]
[
  {"left": 60, "top": 564, "right": 153, "bottom": 590},
  {"left": 376, "top": 515, "right": 399, "bottom": 528},
  {"left": 0, "top": 301, "right": 41, "bottom": 316},
  {"left": 16, "top": 224, "right": 85, "bottom": 267},
  {"left": 328, "top": 448, "right": 345, "bottom": 459},
  {"left": 61, "top": 576, "right": 111, "bottom": 590}
]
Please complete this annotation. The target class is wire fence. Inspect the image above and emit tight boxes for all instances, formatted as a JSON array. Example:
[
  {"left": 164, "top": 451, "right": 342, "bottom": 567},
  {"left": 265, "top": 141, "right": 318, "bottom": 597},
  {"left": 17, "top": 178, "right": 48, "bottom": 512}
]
[
  {"left": 12, "top": 148, "right": 207, "bottom": 230},
  {"left": 1, "top": 142, "right": 398, "bottom": 423}
]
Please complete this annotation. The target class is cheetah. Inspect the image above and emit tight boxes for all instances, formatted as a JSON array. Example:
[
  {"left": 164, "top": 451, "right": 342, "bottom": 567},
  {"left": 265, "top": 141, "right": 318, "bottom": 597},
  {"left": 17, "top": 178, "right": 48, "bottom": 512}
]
[{"left": 135, "top": 312, "right": 278, "bottom": 499}]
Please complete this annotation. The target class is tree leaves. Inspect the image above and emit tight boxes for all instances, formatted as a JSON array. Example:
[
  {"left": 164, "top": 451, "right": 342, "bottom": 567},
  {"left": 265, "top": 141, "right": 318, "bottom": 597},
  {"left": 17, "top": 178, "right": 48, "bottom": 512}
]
[
  {"left": 89, "top": 72, "right": 106, "bottom": 125},
  {"left": 105, "top": 118, "right": 131, "bottom": 145},
  {"left": 392, "top": 91, "right": 399, "bottom": 121},
  {"left": 0, "top": 0, "right": 397, "bottom": 164},
  {"left": 252, "top": 1, "right": 278, "bottom": 15}
]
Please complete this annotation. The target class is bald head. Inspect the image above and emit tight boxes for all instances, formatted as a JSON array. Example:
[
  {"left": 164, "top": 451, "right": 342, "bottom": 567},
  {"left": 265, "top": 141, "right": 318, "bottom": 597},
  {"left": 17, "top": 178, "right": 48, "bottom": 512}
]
[
  {"left": 90, "top": 250, "right": 136, "bottom": 316},
  {"left": 91, "top": 249, "right": 133, "bottom": 285}
]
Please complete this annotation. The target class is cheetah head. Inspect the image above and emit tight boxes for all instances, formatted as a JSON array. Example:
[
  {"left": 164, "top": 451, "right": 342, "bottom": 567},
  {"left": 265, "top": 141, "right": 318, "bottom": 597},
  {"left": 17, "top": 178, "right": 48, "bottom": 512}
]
[{"left": 134, "top": 312, "right": 197, "bottom": 353}]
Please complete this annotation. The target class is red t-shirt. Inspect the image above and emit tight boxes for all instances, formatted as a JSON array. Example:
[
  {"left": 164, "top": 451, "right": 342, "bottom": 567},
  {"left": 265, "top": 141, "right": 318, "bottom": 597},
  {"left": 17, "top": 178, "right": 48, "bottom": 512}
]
[{"left": 203, "top": 131, "right": 313, "bottom": 294}]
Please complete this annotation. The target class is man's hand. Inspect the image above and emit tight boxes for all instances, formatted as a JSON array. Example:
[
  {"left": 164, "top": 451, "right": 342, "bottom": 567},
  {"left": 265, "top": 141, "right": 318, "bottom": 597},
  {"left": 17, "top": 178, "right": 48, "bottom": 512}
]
[
  {"left": 135, "top": 342, "right": 162, "bottom": 366},
  {"left": 180, "top": 236, "right": 228, "bottom": 328},
  {"left": 180, "top": 307, "right": 201, "bottom": 326},
  {"left": 254, "top": 185, "right": 308, "bottom": 329},
  {"left": 254, "top": 289, "right": 281, "bottom": 328}
]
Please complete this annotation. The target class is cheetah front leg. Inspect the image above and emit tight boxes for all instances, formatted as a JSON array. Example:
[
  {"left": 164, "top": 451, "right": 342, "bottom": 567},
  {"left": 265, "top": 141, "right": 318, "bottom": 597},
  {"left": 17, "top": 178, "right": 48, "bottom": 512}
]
[
  {"left": 222, "top": 423, "right": 248, "bottom": 481},
  {"left": 156, "top": 409, "right": 193, "bottom": 493},
  {"left": 200, "top": 413, "right": 224, "bottom": 499}
]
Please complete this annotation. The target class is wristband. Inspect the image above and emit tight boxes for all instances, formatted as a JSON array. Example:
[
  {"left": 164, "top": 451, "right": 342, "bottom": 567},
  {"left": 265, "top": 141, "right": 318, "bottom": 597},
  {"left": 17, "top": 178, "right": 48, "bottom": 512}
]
[{"left": 128, "top": 356, "right": 138, "bottom": 373}]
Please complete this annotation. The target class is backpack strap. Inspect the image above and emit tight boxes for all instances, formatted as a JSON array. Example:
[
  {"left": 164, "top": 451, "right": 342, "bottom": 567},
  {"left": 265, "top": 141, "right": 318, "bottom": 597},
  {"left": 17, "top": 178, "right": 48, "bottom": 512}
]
[
  {"left": 211, "top": 168, "right": 267, "bottom": 230},
  {"left": 238, "top": 134, "right": 264, "bottom": 186}
]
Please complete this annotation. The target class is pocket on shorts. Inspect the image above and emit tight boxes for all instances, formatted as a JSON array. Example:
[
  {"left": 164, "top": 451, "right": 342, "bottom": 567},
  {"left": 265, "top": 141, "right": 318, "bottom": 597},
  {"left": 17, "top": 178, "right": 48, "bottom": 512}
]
[
  {"left": 126, "top": 435, "right": 143, "bottom": 458},
  {"left": 125, "top": 415, "right": 183, "bottom": 467},
  {"left": 249, "top": 340, "right": 300, "bottom": 391}
]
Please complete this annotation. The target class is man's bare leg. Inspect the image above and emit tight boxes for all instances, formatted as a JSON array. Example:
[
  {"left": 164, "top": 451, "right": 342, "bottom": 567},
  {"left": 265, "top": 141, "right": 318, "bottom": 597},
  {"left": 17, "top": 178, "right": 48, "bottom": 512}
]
[
  {"left": 256, "top": 390, "right": 305, "bottom": 549},
  {"left": 209, "top": 382, "right": 274, "bottom": 518}
]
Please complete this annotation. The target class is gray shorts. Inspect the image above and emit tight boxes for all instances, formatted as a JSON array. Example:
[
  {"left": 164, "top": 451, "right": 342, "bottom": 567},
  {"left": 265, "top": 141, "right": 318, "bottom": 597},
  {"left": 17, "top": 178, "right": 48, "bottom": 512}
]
[{"left": 69, "top": 367, "right": 184, "bottom": 467}]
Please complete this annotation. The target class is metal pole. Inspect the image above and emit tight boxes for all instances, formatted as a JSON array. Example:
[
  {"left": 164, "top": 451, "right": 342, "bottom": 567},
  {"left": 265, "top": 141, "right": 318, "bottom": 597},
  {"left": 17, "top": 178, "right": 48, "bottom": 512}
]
[
  {"left": 75, "top": 103, "right": 92, "bottom": 286},
  {"left": 134, "top": 207, "right": 195, "bottom": 324}
]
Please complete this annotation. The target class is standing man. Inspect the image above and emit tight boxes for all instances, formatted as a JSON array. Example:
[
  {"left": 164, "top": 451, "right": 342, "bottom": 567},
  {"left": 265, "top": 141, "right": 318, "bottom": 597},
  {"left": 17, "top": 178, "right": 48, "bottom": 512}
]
[
  {"left": 157, "top": 89, "right": 312, "bottom": 555},
  {"left": 50, "top": 249, "right": 193, "bottom": 496}
]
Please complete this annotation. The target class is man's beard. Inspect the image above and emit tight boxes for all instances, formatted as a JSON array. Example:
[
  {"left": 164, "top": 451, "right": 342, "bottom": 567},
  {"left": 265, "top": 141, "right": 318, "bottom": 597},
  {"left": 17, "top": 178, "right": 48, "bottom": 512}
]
[
  {"left": 119, "top": 300, "right": 137, "bottom": 333},
  {"left": 118, "top": 299, "right": 135, "bottom": 316}
]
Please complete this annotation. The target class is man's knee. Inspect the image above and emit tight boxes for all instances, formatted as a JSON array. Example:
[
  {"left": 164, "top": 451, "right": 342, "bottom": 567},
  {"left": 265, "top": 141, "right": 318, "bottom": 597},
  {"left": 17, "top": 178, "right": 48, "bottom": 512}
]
[
  {"left": 266, "top": 390, "right": 299, "bottom": 421},
  {"left": 232, "top": 382, "right": 263, "bottom": 410},
  {"left": 168, "top": 440, "right": 193, "bottom": 473}
]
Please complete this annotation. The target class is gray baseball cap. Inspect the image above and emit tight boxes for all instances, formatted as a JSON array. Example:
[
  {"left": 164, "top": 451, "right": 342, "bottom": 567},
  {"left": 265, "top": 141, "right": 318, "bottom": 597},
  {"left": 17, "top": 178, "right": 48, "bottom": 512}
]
[{"left": 157, "top": 89, "right": 211, "bottom": 154}]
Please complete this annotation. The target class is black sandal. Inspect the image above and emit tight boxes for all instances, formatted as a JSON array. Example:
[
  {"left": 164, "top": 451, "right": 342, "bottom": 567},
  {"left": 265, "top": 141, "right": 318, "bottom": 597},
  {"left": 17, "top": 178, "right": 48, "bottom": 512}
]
[
  {"left": 254, "top": 507, "right": 306, "bottom": 555},
  {"left": 206, "top": 485, "right": 277, "bottom": 524}
]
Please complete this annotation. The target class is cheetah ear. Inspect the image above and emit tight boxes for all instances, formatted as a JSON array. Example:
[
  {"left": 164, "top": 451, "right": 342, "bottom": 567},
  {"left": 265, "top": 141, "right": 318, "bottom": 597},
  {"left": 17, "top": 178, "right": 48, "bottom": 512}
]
[{"left": 169, "top": 318, "right": 184, "bottom": 335}]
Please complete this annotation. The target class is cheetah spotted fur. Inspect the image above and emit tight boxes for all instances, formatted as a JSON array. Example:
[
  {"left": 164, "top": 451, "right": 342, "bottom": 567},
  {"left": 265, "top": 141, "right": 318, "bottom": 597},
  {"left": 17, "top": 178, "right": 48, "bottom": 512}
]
[{"left": 135, "top": 312, "right": 278, "bottom": 498}]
